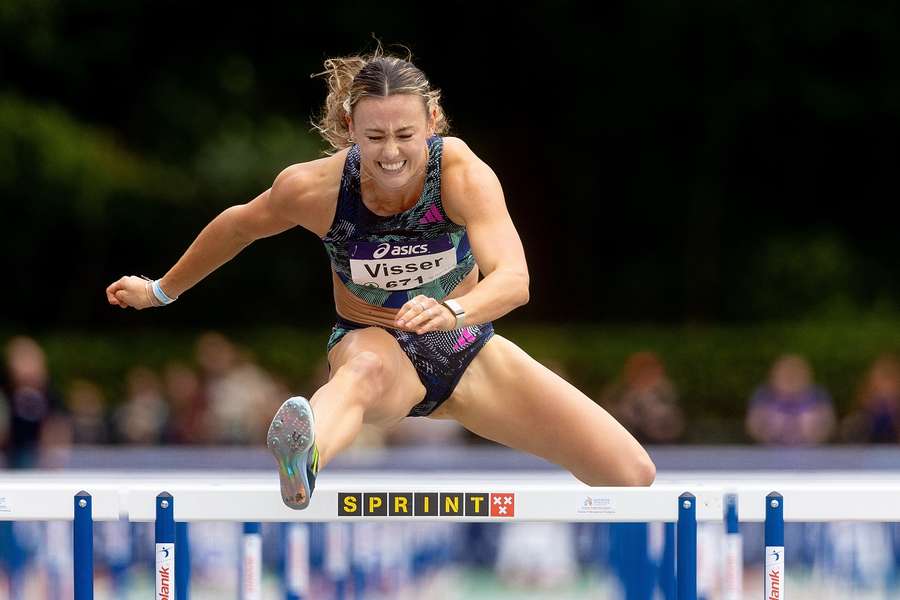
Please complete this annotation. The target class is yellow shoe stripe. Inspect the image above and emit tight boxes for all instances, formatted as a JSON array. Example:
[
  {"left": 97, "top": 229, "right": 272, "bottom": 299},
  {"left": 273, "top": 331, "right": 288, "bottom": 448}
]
[{"left": 310, "top": 444, "right": 319, "bottom": 475}]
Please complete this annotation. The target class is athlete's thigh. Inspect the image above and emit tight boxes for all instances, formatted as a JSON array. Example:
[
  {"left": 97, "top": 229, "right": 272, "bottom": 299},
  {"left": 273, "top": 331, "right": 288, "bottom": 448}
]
[
  {"left": 437, "top": 335, "right": 650, "bottom": 484},
  {"left": 327, "top": 326, "right": 426, "bottom": 425}
]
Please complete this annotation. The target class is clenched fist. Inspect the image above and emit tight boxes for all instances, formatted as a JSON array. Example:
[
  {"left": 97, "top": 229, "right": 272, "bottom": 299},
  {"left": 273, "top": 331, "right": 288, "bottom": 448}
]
[{"left": 106, "top": 276, "right": 160, "bottom": 310}]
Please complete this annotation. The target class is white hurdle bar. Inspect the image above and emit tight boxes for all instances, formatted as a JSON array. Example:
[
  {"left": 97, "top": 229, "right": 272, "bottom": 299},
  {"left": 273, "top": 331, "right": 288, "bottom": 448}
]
[{"left": 3, "top": 471, "right": 900, "bottom": 599}]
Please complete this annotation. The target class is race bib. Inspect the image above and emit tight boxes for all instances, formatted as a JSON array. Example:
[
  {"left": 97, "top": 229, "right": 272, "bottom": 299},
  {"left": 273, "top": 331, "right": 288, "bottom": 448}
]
[{"left": 349, "top": 236, "right": 457, "bottom": 291}]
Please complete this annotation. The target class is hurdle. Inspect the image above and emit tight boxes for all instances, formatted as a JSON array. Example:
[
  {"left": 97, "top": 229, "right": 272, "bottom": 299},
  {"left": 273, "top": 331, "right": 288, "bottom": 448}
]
[{"left": 2, "top": 470, "right": 900, "bottom": 599}]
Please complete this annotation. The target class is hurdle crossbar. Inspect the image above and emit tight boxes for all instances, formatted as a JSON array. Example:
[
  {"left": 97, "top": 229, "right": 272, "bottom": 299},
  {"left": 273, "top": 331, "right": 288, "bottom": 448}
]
[{"left": 2, "top": 470, "right": 900, "bottom": 600}]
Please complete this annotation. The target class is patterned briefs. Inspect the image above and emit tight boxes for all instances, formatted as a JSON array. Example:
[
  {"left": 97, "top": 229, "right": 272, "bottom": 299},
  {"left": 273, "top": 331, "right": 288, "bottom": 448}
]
[{"left": 326, "top": 317, "right": 495, "bottom": 417}]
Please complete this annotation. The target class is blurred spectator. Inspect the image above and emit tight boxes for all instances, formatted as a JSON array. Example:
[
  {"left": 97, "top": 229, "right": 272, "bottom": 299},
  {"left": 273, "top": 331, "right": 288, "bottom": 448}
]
[
  {"left": 113, "top": 366, "right": 169, "bottom": 444},
  {"left": 746, "top": 354, "right": 836, "bottom": 445},
  {"left": 161, "top": 361, "right": 209, "bottom": 444},
  {"left": 39, "top": 411, "right": 73, "bottom": 467},
  {"left": 196, "top": 332, "right": 281, "bottom": 444},
  {"left": 1, "top": 336, "right": 69, "bottom": 468},
  {"left": 603, "top": 351, "right": 684, "bottom": 443},
  {"left": 841, "top": 354, "right": 900, "bottom": 443},
  {"left": 66, "top": 379, "right": 109, "bottom": 444}
]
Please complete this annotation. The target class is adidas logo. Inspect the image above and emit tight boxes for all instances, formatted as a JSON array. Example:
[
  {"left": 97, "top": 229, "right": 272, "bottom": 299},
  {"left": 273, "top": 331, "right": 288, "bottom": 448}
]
[{"left": 418, "top": 204, "right": 445, "bottom": 224}]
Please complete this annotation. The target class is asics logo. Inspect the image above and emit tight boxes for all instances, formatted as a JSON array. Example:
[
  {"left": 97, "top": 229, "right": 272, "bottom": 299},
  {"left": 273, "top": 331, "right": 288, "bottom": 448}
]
[{"left": 373, "top": 243, "right": 429, "bottom": 259}]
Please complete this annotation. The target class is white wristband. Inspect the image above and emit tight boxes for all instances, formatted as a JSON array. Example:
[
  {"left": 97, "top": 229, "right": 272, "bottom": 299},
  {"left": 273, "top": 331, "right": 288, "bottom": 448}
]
[{"left": 151, "top": 279, "right": 176, "bottom": 305}]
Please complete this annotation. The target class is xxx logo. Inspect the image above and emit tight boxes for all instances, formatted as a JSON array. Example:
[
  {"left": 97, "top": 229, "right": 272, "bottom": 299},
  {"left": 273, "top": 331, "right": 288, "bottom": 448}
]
[{"left": 490, "top": 493, "right": 515, "bottom": 517}]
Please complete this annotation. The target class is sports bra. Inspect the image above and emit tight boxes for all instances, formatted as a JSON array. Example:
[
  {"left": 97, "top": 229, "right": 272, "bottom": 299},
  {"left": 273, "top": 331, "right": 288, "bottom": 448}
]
[{"left": 321, "top": 136, "right": 475, "bottom": 309}]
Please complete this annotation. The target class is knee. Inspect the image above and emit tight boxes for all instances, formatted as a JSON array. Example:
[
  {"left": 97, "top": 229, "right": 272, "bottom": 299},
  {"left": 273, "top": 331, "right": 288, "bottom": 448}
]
[
  {"left": 341, "top": 351, "right": 387, "bottom": 404},
  {"left": 617, "top": 454, "right": 656, "bottom": 487},
  {"left": 582, "top": 452, "right": 656, "bottom": 487}
]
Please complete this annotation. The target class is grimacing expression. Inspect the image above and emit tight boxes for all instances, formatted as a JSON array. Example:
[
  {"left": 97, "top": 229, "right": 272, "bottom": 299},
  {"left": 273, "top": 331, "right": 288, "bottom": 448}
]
[{"left": 350, "top": 94, "right": 434, "bottom": 190}]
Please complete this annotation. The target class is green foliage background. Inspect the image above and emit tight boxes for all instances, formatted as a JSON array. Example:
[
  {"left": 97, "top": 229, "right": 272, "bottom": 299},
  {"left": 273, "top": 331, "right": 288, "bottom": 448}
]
[{"left": 2, "top": 2, "right": 898, "bottom": 329}]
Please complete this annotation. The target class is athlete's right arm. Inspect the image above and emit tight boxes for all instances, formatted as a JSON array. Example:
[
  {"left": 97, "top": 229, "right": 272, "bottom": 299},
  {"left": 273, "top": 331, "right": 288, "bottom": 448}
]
[{"left": 106, "top": 164, "right": 312, "bottom": 310}]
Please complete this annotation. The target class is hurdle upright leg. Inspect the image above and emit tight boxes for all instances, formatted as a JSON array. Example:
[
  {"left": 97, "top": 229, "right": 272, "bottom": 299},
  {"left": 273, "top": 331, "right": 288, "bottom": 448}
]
[
  {"left": 677, "top": 492, "right": 697, "bottom": 600},
  {"left": 765, "top": 492, "right": 784, "bottom": 600},
  {"left": 155, "top": 492, "right": 175, "bottom": 600},
  {"left": 74, "top": 491, "right": 93, "bottom": 600}
]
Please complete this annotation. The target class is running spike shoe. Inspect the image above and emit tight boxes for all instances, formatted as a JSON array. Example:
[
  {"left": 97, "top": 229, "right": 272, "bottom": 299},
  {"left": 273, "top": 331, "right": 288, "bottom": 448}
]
[{"left": 267, "top": 396, "right": 318, "bottom": 509}]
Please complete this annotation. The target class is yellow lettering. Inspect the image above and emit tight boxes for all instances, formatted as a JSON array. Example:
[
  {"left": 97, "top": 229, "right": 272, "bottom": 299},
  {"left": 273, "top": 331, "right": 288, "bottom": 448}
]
[
  {"left": 445, "top": 496, "right": 459, "bottom": 513},
  {"left": 394, "top": 496, "right": 409, "bottom": 513},
  {"left": 472, "top": 496, "right": 483, "bottom": 512},
  {"left": 369, "top": 496, "right": 383, "bottom": 512},
  {"left": 343, "top": 496, "right": 357, "bottom": 513}
]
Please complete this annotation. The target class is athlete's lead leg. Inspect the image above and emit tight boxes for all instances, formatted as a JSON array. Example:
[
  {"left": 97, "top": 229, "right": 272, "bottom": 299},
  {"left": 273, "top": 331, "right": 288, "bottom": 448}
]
[{"left": 269, "top": 326, "right": 425, "bottom": 508}]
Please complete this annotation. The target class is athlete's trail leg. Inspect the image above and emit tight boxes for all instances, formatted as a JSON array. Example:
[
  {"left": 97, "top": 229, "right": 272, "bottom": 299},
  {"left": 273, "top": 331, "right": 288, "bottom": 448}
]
[{"left": 436, "top": 335, "right": 655, "bottom": 487}]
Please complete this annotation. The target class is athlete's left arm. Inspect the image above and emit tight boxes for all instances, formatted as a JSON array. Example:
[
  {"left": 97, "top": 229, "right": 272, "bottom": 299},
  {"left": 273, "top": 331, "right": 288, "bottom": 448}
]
[{"left": 398, "top": 139, "right": 529, "bottom": 333}]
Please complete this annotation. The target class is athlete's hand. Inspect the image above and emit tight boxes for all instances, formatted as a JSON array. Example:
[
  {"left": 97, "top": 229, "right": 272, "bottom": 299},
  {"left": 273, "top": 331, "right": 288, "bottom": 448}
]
[
  {"left": 396, "top": 295, "right": 455, "bottom": 334},
  {"left": 106, "top": 276, "right": 158, "bottom": 310}
]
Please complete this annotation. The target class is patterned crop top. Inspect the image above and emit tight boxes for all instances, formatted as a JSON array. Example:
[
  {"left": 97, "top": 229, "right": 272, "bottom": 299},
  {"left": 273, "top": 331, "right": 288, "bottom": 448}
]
[{"left": 321, "top": 136, "right": 476, "bottom": 309}]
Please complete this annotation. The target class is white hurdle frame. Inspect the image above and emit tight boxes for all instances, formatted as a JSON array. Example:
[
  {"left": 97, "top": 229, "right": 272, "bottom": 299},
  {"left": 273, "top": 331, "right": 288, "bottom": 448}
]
[{"left": 2, "top": 470, "right": 900, "bottom": 600}]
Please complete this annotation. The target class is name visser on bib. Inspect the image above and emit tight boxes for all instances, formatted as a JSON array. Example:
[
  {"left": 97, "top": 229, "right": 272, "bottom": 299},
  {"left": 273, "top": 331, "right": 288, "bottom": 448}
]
[{"left": 349, "top": 236, "right": 457, "bottom": 291}]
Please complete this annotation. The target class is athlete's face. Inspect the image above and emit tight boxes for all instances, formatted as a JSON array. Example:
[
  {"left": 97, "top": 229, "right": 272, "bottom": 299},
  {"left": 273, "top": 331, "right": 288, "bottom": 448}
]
[{"left": 349, "top": 94, "right": 435, "bottom": 191}]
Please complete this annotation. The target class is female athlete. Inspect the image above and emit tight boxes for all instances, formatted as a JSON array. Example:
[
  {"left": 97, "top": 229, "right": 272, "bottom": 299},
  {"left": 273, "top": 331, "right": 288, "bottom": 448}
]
[{"left": 106, "top": 48, "right": 656, "bottom": 509}]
